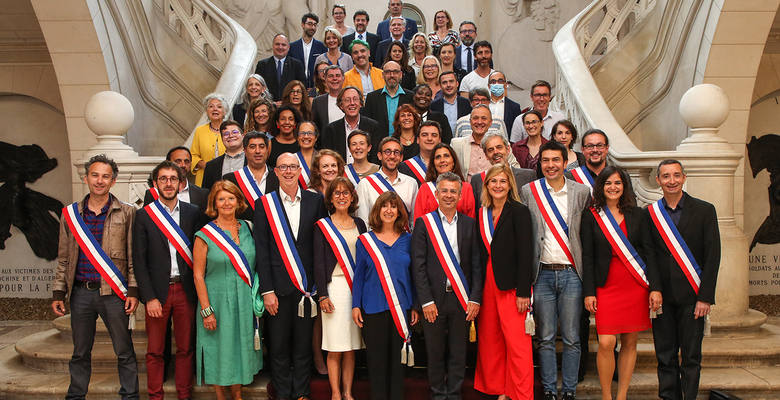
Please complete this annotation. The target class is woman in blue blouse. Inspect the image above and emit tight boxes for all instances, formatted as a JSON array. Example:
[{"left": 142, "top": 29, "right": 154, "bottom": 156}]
[{"left": 352, "top": 191, "right": 419, "bottom": 400}]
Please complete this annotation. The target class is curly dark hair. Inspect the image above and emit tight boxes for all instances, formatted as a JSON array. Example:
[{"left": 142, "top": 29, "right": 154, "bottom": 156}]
[
  {"left": 391, "top": 103, "right": 421, "bottom": 140},
  {"left": 270, "top": 104, "right": 303, "bottom": 137},
  {"left": 591, "top": 165, "right": 636, "bottom": 213}
]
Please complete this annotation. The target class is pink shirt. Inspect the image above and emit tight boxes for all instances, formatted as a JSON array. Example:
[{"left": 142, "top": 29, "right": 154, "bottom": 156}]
[{"left": 467, "top": 135, "right": 491, "bottom": 180}]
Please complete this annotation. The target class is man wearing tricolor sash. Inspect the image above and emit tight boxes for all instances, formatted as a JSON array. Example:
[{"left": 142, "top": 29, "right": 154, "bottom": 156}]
[
  {"left": 134, "top": 161, "right": 206, "bottom": 400},
  {"left": 356, "top": 137, "right": 418, "bottom": 226},
  {"left": 254, "top": 152, "right": 328, "bottom": 400},
  {"left": 643, "top": 160, "right": 720, "bottom": 400},
  {"left": 221, "top": 132, "right": 279, "bottom": 220},
  {"left": 51, "top": 154, "right": 139, "bottom": 399},
  {"left": 566, "top": 129, "right": 609, "bottom": 193},
  {"left": 398, "top": 121, "right": 442, "bottom": 186},
  {"left": 143, "top": 146, "right": 208, "bottom": 210},
  {"left": 470, "top": 132, "right": 537, "bottom": 208},
  {"left": 519, "top": 142, "right": 591, "bottom": 400},
  {"left": 411, "top": 173, "right": 482, "bottom": 400}
]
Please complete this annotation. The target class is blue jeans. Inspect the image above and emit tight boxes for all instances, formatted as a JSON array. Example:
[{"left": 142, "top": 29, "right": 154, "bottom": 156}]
[{"left": 534, "top": 267, "right": 582, "bottom": 393}]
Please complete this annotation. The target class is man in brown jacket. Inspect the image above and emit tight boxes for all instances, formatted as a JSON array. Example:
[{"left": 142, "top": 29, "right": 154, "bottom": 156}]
[{"left": 51, "top": 154, "right": 139, "bottom": 400}]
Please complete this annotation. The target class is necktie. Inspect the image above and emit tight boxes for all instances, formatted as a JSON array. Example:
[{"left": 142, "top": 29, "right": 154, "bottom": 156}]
[
  {"left": 276, "top": 59, "right": 283, "bottom": 85},
  {"left": 466, "top": 47, "right": 473, "bottom": 72},
  {"left": 358, "top": 34, "right": 364, "bottom": 41}
]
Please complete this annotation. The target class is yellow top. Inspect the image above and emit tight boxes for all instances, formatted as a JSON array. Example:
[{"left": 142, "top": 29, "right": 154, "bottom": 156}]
[
  {"left": 191, "top": 122, "right": 226, "bottom": 186},
  {"left": 343, "top": 66, "right": 385, "bottom": 97}
]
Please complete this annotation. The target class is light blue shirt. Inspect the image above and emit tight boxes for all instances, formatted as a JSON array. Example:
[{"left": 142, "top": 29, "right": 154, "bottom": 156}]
[
  {"left": 382, "top": 86, "right": 406, "bottom": 136},
  {"left": 442, "top": 97, "right": 458, "bottom": 134}
]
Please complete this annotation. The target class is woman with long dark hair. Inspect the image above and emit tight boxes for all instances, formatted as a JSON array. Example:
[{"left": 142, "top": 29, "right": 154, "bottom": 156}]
[
  {"left": 384, "top": 41, "right": 417, "bottom": 90},
  {"left": 413, "top": 142, "right": 475, "bottom": 219}
]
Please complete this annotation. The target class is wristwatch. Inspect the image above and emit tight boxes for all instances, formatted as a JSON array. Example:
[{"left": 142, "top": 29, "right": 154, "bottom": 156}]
[{"left": 200, "top": 305, "right": 214, "bottom": 318}]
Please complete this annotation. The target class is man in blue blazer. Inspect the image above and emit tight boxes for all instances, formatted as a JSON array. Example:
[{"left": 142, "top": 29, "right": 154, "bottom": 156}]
[
  {"left": 289, "top": 13, "right": 327, "bottom": 89},
  {"left": 431, "top": 71, "right": 472, "bottom": 134},
  {"left": 375, "top": 17, "right": 410, "bottom": 67},
  {"left": 488, "top": 71, "right": 524, "bottom": 135},
  {"left": 376, "top": 0, "right": 418, "bottom": 41},
  {"left": 341, "top": 10, "right": 381, "bottom": 65}
]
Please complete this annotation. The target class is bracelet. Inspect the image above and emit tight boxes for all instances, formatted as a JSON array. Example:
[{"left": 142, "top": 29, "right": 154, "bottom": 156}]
[{"left": 200, "top": 306, "right": 214, "bottom": 318}]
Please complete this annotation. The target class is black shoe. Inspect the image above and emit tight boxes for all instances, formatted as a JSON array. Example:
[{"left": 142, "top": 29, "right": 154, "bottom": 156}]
[
  {"left": 544, "top": 391, "right": 558, "bottom": 400},
  {"left": 561, "top": 392, "right": 576, "bottom": 400}
]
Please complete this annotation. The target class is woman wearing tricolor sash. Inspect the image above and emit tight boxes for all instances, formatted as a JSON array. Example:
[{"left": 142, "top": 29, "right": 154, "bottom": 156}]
[
  {"left": 413, "top": 142, "right": 475, "bottom": 220},
  {"left": 581, "top": 166, "right": 659, "bottom": 400},
  {"left": 473, "top": 163, "right": 534, "bottom": 400},
  {"left": 314, "top": 177, "right": 366, "bottom": 400},
  {"left": 192, "top": 181, "right": 262, "bottom": 399},
  {"left": 352, "top": 192, "right": 419, "bottom": 400}
]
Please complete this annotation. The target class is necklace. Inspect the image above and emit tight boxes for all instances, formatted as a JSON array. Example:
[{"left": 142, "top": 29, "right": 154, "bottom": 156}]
[
  {"left": 331, "top": 215, "right": 355, "bottom": 230},
  {"left": 215, "top": 219, "right": 241, "bottom": 244},
  {"left": 400, "top": 132, "right": 415, "bottom": 146}
]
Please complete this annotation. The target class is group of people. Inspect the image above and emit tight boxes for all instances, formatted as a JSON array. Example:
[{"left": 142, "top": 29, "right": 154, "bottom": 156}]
[{"left": 50, "top": 2, "right": 721, "bottom": 400}]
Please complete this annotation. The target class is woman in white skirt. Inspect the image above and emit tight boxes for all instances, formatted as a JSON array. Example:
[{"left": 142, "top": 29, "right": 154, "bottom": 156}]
[{"left": 314, "top": 177, "right": 366, "bottom": 400}]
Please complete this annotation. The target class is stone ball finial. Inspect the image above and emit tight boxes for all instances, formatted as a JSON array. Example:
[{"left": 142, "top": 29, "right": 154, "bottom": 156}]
[
  {"left": 84, "top": 91, "right": 134, "bottom": 136},
  {"left": 679, "top": 84, "right": 729, "bottom": 129}
]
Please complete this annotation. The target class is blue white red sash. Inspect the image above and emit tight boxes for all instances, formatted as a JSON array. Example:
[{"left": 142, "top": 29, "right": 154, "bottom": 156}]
[
  {"left": 422, "top": 212, "right": 470, "bottom": 311},
  {"left": 345, "top": 164, "right": 361, "bottom": 186},
  {"left": 149, "top": 187, "right": 160, "bottom": 201},
  {"left": 260, "top": 191, "right": 310, "bottom": 296},
  {"left": 571, "top": 166, "right": 594, "bottom": 193},
  {"left": 421, "top": 182, "right": 438, "bottom": 206},
  {"left": 478, "top": 207, "right": 494, "bottom": 251},
  {"left": 144, "top": 200, "right": 193, "bottom": 268},
  {"left": 62, "top": 202, "right": 128, "bottom": 300},
  {"left": 199, "top": 222, "right": 253, "bottom": 286},
  {"left": 316, "top": 217, "right": 356, "bottom": 289},
  {"left": 403, "top": 156, "right": 427, "bottom": 184},
  {"left": 590, "top": 207, "right": 648, "bottom": 289},
  {"left": 529, "top": 179, "right": 575, "bottom": 266},
  {"left": 234, "top": 166, "right": 263, "bottom": 209},
  {"left": 296, "top": 151, "right": 310, "bottom": 189},
  {"left": 358, "top": 232, "right": 411, "bottom": 343},
  {"left": 365, "top": 172, "right": 395, "bottom": 197},
  {"left": 647, "top": 199, "right": 701, "bottom": 293}
]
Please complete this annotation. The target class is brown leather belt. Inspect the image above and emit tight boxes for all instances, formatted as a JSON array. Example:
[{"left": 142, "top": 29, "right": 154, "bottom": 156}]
[
  {"left": 75, "top": 280, "right": 100, "bottom": 290},
  {"left": 169, "top": 275, "right": 182, "bottom": 284},
  {"left": 540, "top": 263, "right": 572, "bottom": 271}
]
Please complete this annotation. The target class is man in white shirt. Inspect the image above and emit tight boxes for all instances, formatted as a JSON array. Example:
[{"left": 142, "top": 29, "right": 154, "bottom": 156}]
[
  {"left": 312, "top": 65, "right": 345, "bottom": 133},
  {"left": 488, "top": 71, "right": 524, "bottom": 135},
  {"left": 510, "top": 80, "right": 564, "bottom": 142},
  {"left": 356, "top": 137, "right": 418, "bottom": 225},
  {"left": 459, "top": 41, "right": 494, "bottom": 97}
]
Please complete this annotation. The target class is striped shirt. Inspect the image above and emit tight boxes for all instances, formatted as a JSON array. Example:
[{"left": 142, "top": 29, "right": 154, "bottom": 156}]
[{"left": 74, "top": 198, "right": 111, "bottom": 283}]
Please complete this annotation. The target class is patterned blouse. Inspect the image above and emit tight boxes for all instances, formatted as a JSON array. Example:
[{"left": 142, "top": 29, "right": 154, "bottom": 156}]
[{"left": 427, "top": 30, "right": 460, "bottom": 49}]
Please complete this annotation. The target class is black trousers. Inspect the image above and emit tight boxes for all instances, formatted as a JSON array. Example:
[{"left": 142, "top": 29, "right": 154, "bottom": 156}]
[
  {"left": 363, "top": 310, "right": 406, "bottom": 400},
  {"left": 67, "top": 286, "right": 138, "bottom": 400},
  {"left": 267, "top": 293, "right": 314, "bottom": 399},
  {"left": 579, "top": 308, "right": 590, "bottom": 380},
  {"left": 422, "top": 292, "right": 467, "bottom": 400},
  {"left": 652, "top": 301, "right": 704, "bottom": 400}
]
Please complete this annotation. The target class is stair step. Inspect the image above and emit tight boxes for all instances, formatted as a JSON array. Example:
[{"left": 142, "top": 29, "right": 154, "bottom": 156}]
[{"left": 53, "top": 315, "right": 147, "bottom": 342}]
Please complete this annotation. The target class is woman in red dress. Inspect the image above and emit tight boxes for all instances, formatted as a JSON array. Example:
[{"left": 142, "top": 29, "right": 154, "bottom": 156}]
[
  {"left": 581, "top": 166, "right": 662, "bottom": 400},
  {"left": 412, "top": 142, "right": 475, "bottom": 220}
]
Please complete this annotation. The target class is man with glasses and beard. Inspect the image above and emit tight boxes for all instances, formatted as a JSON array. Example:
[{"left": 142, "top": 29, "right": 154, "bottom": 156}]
[{"left": 356, "top": 137, "right": 418, "bottom": 226}]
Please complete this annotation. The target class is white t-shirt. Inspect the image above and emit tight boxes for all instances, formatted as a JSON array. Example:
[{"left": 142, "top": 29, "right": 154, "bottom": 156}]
[{"left": 459, "top": 69, "right": 493, "bottom": 94}]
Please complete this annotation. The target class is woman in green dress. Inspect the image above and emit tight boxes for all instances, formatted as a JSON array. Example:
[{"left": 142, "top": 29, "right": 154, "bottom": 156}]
[{"left": 193, "top": 180, "right": 262, "bottom": 400}]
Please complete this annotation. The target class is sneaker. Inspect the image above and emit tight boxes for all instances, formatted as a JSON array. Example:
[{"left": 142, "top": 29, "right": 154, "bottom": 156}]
[
  {"left": 544, "top": 391, "right": 558, "bottom": 400},
  {"left": 561, "top": 392, "right": 576, "bottom": 400}
]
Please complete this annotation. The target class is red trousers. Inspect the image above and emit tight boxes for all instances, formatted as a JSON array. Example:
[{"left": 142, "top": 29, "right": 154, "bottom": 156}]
[
  {"left": 145, "top": 282, "right": 195, "bottom": 400},
  {"left": 474, "top": 261, "right": 533, "bottom": 399}
]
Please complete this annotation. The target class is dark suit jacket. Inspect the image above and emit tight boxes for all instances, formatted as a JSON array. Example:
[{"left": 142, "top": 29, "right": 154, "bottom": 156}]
[
  {"left": 412, "top": 212, "right": 483, "bottom": 307},
  {"left": 143, "top": 184, "right": 209, "bottom": 211},
  {"left": 202, "top": 154, "right": 247, "bottom": 190},
  {"left": 503, "top": 97, "right": 523, "bottom": 134},
  {"left": 477, "top": 200, "right": 533, "bottom": 297},
  {"left": 254, "top": 189, "right": 328, "bottom": 296},
  {"left": 376, "top": 18, "right": 418, "bottom": 42},
  {"left": 642, "top": 192, "right": 720, "bottom": 305},
  {"left": 341, "top": 32, "right": 380, "bottom": 64},
  {"left": 320, "top": 115, "right": 381, "bottom": 163},
  {"left": 430, "top": 96, "right": 472, "bottom": 120},
  {"left": 581, "top": 206, "right": 652, "bottom": 297},
  {"left": 422, "top": 110, "right": 453, "bottom": 144},
  {"left": 221, "top": 167, "right": 280, "bottom": 221},
  {"left": 133, "top": 201, "right": 205, "bottom": 304},
  {"left": 255, "top": 55, "right": 306, "bottom": 101},
  {"left": 362, "top": 88, "right": 413, "bottom": 140},
  {"left": 311, "top": 93, "right": 333, "bottom": 135},
  {"left": 375, "top": 38, "right": 409, "bottom": 67},
  {"left": 470, "top": 167, "right": 536, "bottom": 209},
  {"left": 313, "top": 217, "right": 367, "bottom": 299},
  {"left": 289, "top": 38, "right": 328, "bottom": 89}
]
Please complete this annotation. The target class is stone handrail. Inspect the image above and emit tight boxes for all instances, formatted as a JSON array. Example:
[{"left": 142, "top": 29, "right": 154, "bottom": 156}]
[{"left": 157, "top": 0, "right": 257, "bottom": 144}]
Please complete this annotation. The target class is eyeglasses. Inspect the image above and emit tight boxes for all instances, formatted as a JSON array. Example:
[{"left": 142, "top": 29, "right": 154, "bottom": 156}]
[
  {"left": 384, "top": 69, "right": 402, "bottom": 74},
  {"left": 582, "top": 143, "right": 607, "bottom": 150},
  {"left": 532, "top": 93, "right": 551, "bottom": 98},
  {"left": 460, "top": 29, "right": 476, "bottom": 34},
  {"left": 289, "top": 89, "right": 304, "bottom": 95},
  {"left": 222, "top": 129, "right": 242, "bottom": 137},
  {"left": 304, "top": 21, "right": 318, "bottom": 27},
  {"left": 298, "top": 131, "right": 317, "bottom": 137},
  {"left": 382, "top": 149, "right": 402, "bottom": 156},
  {"left": 276, "top": 164, "right": 300, "bottom": 171},
  {"left": 157, "top": 176, "right": 180, "bottom": 183},
  {"left": 333, "top": 190, "right": 351, "bottom": 198},
  {"left": 523, "top": 120, "right": 541, "bottom": 125},
  {"left": 423, "top": 65, "right": 439, "bottom": 70}
]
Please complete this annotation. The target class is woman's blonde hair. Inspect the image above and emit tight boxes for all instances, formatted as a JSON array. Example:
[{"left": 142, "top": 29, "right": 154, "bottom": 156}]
[
  {"left": 480, "top": 163, "right": 519, "bottom": 208},
  {"left": 416, "top": 55, "right": 441, "bottom": 84}
]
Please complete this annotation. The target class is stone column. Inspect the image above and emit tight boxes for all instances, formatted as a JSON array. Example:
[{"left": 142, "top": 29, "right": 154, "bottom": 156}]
[{"left": 677, "top": 84, "right": 766, "bottom": 330}]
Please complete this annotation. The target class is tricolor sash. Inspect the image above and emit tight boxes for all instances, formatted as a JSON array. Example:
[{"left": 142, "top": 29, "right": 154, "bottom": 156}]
[
  {"left": 403, "top": 156, "right": 427, "bottom": 184},
  {"left": 234, "top": 166, "right": 264, "bottom": 209},
  {"left": 359, "top": 231, "right": 414, "bottom": 365},
  {"left": 345, "top": 164, "right": 361, "bottom": 186},
  {"left": 315, "top": 217, "right": 356, "bottom": 289},
  {"left": 149, "top": 187, "right": 160, "bottom": 201},
  {"left": 62, "top": 202, "right": 128, "bottom": 300},
  {"left": 647, "top": 200, "right": 701, "bottom": 293},
  {"left": 590, "top": 207, "right": 649, "bottom": 289},
  {"left": 529, "top": 179, "right": 575, "bottom": 266},
  {"left": 421, "top": 182, "right": 438, "bottom": 206},
  {"left": 478, "top": 207, "right": 494, "bottom": 251},
  {"left": 571, "top": 166, "right": 594, "bottom": 193},
  {"left": 144, "top": 200, "right": 193, "bottom": 268},
  {"left": 199, "top": 222, "right": 253, "bottom": 286},
  {"left": 296, "top": 151, "right": 311, "bottom": 189},
  {"left": 421, "top": 212, "right": 470, "bottom": 311},
  {"left": 365, "top": 172, "right": 395, "bottom": 197}
]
